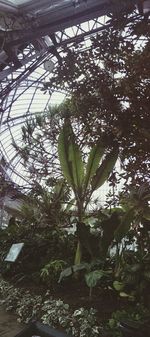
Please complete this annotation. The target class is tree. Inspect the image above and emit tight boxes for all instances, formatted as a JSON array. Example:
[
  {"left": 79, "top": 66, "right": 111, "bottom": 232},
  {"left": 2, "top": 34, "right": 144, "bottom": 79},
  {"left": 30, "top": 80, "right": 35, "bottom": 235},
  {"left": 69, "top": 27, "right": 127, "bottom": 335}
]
[
  {"left": 14, "top": 8, "right": 150, "bottom": 189},
  {"left": 44, "top": 8, "right": 150, "bottom": 185}
]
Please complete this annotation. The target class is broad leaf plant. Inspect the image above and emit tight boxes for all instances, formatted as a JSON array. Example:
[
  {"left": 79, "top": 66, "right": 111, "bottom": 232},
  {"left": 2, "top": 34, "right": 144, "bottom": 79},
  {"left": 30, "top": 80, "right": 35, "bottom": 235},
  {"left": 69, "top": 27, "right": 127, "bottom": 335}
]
[{"left": 58, "top": 122, "right": 119, "bottom": 264}]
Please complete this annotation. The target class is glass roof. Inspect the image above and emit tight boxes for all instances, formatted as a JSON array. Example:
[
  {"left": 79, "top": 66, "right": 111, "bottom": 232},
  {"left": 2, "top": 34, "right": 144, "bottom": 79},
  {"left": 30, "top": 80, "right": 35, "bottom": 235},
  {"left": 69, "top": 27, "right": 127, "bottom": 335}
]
[
  {"left": 0, "top": 56, "right": 67, "bottom": 187},
  {"left": 0, "top": 0, "right": 140, "bottom": 191},
  {"left": 6, "top": 0, "right": 28, "bottom": 4}
]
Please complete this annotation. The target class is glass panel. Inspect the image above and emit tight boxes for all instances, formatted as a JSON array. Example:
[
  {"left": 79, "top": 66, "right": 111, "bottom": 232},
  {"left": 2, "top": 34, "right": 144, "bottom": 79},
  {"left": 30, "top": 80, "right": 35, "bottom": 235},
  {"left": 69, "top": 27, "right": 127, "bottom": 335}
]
[{"left": 6, "top": 0, "right": 31, "bottom": 4}]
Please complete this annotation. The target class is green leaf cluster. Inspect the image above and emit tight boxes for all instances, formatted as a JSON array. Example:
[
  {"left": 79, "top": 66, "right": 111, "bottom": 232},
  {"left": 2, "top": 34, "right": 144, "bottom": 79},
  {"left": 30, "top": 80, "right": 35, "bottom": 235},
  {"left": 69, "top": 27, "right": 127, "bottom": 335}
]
[{"left": 58, "top": 123, "right": 118, "bottom": 211}]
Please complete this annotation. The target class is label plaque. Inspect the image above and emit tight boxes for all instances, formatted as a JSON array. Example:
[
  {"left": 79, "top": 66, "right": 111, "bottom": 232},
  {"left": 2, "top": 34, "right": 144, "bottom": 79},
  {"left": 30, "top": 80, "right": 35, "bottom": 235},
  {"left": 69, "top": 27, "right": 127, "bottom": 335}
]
[{"left": 5, "top": 243, "right": 24, "bottom": 262}]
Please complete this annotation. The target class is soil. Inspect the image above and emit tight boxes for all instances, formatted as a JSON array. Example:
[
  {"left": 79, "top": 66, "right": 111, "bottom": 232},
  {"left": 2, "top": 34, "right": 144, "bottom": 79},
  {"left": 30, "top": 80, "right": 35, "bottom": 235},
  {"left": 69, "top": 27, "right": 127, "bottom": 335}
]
[
  {"left": 14, "top": 279, "right": 129, "bottom": 322},
  {"left": 53, "top": 284, "right": 129, "bottom": 321}
]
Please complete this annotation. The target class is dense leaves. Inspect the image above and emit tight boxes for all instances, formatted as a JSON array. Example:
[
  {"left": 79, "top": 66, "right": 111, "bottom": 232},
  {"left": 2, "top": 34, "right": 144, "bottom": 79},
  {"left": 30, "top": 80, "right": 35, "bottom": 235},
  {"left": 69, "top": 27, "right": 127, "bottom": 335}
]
[
  {"left": 58, "top": 123, "right": 118, "bottom": 263},
  {"left": 0, "top": 7, "right": 150, "bottom": 337},
  {"left": 44, "top": 10, "right": 150, "bottom": 185},
  {"left": 12, "top": 10, "right": 150, "bottom": 189}
]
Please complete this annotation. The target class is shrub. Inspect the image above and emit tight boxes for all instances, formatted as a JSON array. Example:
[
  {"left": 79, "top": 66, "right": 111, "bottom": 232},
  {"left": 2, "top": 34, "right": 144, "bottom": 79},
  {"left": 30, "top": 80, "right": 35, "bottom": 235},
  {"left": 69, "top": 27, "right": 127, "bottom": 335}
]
[
  {"left": 42, "top": 299, "right": 101, "bottom": 337},
  {"left": 0, "top": 279, "right": 101, "bottom": 336}
]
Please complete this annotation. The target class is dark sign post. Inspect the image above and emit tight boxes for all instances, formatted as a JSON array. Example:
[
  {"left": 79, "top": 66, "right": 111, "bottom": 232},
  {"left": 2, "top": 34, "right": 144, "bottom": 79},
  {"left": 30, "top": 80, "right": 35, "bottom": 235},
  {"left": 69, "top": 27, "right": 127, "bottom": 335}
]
[{"left": 5, "top": 243, "right": 24, "bottom": 262}]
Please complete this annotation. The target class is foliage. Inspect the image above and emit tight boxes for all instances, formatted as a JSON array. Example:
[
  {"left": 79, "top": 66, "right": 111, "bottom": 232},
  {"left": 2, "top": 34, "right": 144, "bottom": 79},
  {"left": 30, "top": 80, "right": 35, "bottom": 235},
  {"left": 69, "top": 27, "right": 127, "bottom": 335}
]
[
  {"left": 0, "top": 279, "right": 43, "bottom": 323},
  {"left": 113, "top": 251, "right": 150, "bottom": 305},
  {"left": 0, "top": 165, "right": 22, "bottom": 199},
  {"left": 1, "top": 9, "right": 149, "bottom": 335},
  {"left": 11, "top": 8, "right": 149, "bottom": 194},
  {"left": 114, "top": 209, "right": 134, "bottom": 242},
  {"left": 99, "top": 211, "right": 122, "bottom": 255},
  {"left": 42, "top": 299, "right": 101, "bottom": 337},
  {"left": 59, "top": 262, "right": 88, "bottom": 283},
  {"left": 12, "top": 107, "right": 67, "bottom": 184},
  {"left": 0, "top": 224, "right": 75, "bottom": 284},
  {"left": 58, "top": 122, "right": 118, "bottom": 263},
  {"left": 1, "top": 278, "right": 150, "bottom": 337},
  {"left": 58, "top": 123, "right": 118, "bottom": 209},
  {"left": 44, "top": 10, "right": 150, "bottom": 186},
  {"left": 110, "top": 192, "right": 150, "bottom": 305},
  {"left": 0, "top": 279, "right": 101, "bottom": 337},
  {"left": 0, "top": 279, "right": 23, "bottom": 312},
  {"left": 19, "top": 180, "right": 71, "bottom": 229},
  {"left": 85, "top": 269, "right": 112, "bottom": 299},
  {"left": 16, "top": 292, "right": 43, "bottom": 323},
  {"left": 115, "top": 183, "right": 150, "bottom": 241},
  {"left": 106, "top": 305, "right": 150, "bottom": 337},
  {"left": 40, "top": 259, "right": 67, "bottom": 287},
  {"left": 120, "top": 184, "right": 150, "bottom": 221},
  {"left": 59, "top": 260, "right": 113, "bottom": 299}
]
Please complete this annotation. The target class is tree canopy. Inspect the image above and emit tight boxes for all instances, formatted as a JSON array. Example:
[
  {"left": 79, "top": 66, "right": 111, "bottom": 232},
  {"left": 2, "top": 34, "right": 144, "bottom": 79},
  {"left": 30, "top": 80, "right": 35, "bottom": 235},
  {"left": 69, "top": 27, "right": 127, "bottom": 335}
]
[
  {"left": 14, "top": 8, "right": 150, "bottom": 188},
  {"left": 44, "top": 9, "right": 150, "bottom": 185}
]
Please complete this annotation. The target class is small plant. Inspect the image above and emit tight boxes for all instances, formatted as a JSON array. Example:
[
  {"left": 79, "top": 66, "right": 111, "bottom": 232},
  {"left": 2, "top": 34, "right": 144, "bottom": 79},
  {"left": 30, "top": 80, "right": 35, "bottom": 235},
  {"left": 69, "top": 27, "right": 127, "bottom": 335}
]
[
  {"left": 85, "top": 269, "right": 112, "bottom": 299},
  {"left": 40, "top": 259, "right": 66, "bottom": 286},
  {"left": 113, "top": 251, "right": 150, "bottom": 305},
  {"left": 70, "top": 307, "right": 101, "bottom": 337},
  {"left": 42, "top": 299, "right": 101, "bottom": 337},
  {"left": 0, "top": 278, "right": 101, "bottom": 336},
  {"left": 16, "top": 292, "right": 43, "bottom": 323},
  {"left": 106, "top": 305, "right": 150, "bottom": 337},
  {"left": 0, "top": 279, "right": 22, "bottom": 311},
  {"left": 41, "top": 299, "right": 71, "bottom": 330},
  {"left": 59, "top": 261, "right": 112, "bottom": 298}
]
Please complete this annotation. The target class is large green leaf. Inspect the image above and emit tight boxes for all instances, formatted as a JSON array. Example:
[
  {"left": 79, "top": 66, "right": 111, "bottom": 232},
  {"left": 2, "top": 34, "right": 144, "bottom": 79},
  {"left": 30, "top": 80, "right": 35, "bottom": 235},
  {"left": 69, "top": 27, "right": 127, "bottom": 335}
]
[
  {"left": 113, "top": 281, "right": 124, "bottom": 291},
  {"left": 85, "top": 270, "right": 107, "bottom": 288},
  {"left": 59, "top": 263, "right": 89, "bottom": 283},
  {"left": 69, "top": 138, "right": 84, "bottom": 190},
  {"left": 58, "top": 125, "right": 74, "bottom": 188},
  {"left": 84, "top": 142, "right": 105, "bottom": 190},
  {"left": 58, "top": 267, "right": 72, "bottom": 283},
  {"left": 114, "top": 208, "right": 134, "bottom": 242},
  {"left": 91, "top": 149, "right": 118, "bottom": 191}
]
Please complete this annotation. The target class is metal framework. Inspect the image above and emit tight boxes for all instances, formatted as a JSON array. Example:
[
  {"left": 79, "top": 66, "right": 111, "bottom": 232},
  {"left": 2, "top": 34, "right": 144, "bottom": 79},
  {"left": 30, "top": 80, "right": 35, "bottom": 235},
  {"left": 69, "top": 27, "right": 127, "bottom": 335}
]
[{"left": 0, "top": 0, "right": 144, "bottom": 188}]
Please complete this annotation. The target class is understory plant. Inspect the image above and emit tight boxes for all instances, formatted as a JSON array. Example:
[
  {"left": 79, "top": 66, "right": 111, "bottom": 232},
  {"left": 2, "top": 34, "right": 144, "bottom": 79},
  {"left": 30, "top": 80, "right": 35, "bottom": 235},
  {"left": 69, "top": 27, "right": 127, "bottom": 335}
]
[
  {"left": 113, "top": 250, "right": 150, "bottom": 305},
  {"left": 40, "top": 259, "right": 67, "bottom": 287},
  {"left": 115, "top": 183, "right": 150, "bottom": 241},
  {"left": 0, "top": 223, "right": 75, "bottom": 284},
  {"left": 111, "top": 184, "right": 150, "bottom": 304},
  {"left": 0, "top": 278, "right": 101, "bottom": 337},
  {"left": 59, "top": 259, "right": 113, "bottom": 299},
  {"left": 42, "top": 299, "right": 101, "bottom": 337},
  {"left": 1, "top": 278, "right": 150, "bottom": 337},
  {"left": 58, "top": 121, "right": 119, "bottom": 264},
  {"left": 106, "top": 305, "right": 150, "bottom": 337}
]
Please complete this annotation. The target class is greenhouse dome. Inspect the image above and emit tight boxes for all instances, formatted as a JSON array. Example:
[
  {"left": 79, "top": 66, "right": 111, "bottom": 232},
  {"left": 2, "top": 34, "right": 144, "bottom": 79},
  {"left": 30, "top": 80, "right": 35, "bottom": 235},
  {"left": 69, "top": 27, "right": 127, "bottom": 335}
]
[{"left": 0, "top": 1, "right": 150, "bottom": 337}]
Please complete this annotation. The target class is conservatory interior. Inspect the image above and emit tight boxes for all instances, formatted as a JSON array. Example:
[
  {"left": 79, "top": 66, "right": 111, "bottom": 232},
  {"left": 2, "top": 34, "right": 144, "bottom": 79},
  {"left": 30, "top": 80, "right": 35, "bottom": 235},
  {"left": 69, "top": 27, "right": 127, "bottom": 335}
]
[{"left": 0, "top": 1, "right": 150, "bottom": 337}]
